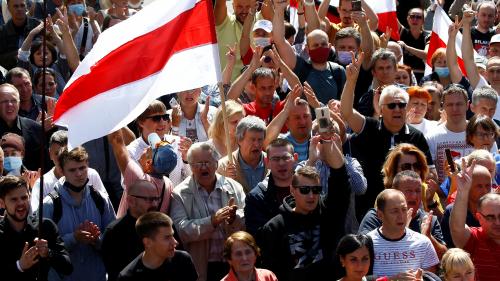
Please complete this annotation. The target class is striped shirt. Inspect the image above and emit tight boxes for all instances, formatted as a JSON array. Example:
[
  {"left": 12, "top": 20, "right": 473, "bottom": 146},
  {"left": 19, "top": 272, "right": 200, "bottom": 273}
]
[
  {"left": 198, "top": 184, "right": 225, "bottom": 262},
  {"left": 368, "top": 228, "right": 439, "bottom": 277},
  {"left": 464, "top": 227, "right": 500, "bottom": 281}
]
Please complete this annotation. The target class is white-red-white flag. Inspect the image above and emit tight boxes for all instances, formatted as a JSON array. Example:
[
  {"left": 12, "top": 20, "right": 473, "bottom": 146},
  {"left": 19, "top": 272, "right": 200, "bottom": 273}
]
[
  {"left": 425, "top": 5, "right": 471, "bottom": 75},
  {"left": 54, "top": 0, "right": 220, "bottom": 148},
  {"left": 364, "top": 0, "right": 399, "bottom": 40}
]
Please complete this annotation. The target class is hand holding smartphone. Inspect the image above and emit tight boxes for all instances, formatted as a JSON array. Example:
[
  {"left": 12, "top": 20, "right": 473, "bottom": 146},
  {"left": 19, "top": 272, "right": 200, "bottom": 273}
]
[
  {"left": 351, "top": 0, "right": 362, "bottom": 11},
  {"left": 445, "top": 148, "right": 456, "bottom": 173}
]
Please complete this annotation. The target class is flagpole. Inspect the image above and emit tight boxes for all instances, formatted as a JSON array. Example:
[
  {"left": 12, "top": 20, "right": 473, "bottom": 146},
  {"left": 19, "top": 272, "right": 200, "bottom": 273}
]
[
  {"left": 218, "top": 83, "right": 233, "bottom": 164},
  {"left": 38, "top": 0, "right": 48, "bottom": 239}
]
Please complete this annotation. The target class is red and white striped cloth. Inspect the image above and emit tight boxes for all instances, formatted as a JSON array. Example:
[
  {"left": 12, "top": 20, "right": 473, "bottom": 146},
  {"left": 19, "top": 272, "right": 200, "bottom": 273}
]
[
  {"left": 54, "top": 0, "right": 221, "bottom": 148},
  {"left": 364, "top": 0, "right": 399, "bottom": 40}
]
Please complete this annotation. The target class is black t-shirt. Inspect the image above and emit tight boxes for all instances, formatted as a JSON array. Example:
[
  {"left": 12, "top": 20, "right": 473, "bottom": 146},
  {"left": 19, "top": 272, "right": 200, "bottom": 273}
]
[
  {"left": 470, "top": 27, "right": 495, "bottom": 57},
  {"left": 117, "top": 250, "right": 198, "bottom": 281},
  {"left": 400, "top": 27, "right": 430, "bottom": 72}
]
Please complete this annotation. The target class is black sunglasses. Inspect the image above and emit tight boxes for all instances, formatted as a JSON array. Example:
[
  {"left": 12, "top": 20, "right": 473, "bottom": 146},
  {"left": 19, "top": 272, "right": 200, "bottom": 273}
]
[
  {"left": 295, "top": 185, "right": 322, "bottom": 195},
  {"left": 400, "top": 162, "right": 421, "bottom": 171},
  {"left": 129, "top": 194, "right": 160, "bottom": 202},
  {"left": 145, "top": 114, "right": 170, "bottom": 122},
  {"left": 384, "top": 102, "right": 407, "bottom": 110},
  {"left": 409, "top": 14, "right": 423, "bottom": 20}
]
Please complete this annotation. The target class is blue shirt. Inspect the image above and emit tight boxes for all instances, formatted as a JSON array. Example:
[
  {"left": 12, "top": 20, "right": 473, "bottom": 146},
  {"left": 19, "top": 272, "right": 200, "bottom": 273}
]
[
  {"left": 238, "top": 151, "right": 265, "bottom": 192},
  {"left": 281, "top": 132, "right": 310, "bottom": 162}
]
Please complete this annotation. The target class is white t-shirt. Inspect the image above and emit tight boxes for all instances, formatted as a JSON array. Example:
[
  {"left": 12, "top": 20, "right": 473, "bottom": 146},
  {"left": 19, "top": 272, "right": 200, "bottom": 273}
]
[
  {"left": 409, "top": 118, "right": 439, "bottom": 136},
  {"left": 126, "top": 134, "right": 190, "bottom": 187},
  {"left": 368, "top": 228, "right": 439, "bottom": 277},
  {"left": 30, "top": 167, "right": 109, "bottom": 213}
]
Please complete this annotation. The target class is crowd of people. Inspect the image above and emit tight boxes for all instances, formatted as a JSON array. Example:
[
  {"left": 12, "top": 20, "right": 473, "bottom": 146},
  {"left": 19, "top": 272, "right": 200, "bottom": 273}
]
[{"left": 1, "top": 0, "right": 500, "bottom": 280}]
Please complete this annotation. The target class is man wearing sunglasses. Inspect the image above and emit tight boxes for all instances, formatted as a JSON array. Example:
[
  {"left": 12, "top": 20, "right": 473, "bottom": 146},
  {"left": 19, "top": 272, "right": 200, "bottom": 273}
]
[
  {"left": 257, "top": 134, "right": 351, "bottom": 281},
  {"left": 102, "top": 180, "right": 160, "bottom": 281},
  {"left": 451, "top": 163, "right": 500, "bottom": 281},
  {"left": 342, "top": 56, "right": 433, "bottom": 221}
]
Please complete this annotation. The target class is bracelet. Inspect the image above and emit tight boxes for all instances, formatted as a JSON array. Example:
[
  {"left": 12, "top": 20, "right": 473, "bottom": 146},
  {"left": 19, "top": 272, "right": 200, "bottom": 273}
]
[{"left": 16, "top": 260, "right": 24, "bottom": 272}]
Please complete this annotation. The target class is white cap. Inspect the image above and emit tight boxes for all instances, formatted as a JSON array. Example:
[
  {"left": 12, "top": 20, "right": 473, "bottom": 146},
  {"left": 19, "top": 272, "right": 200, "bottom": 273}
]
[
  {"left": 490, "top": 34, "right": 500, "bottom": 45},
  {"left": 253, "top": 20, "right": 273, "bottom": 33}
]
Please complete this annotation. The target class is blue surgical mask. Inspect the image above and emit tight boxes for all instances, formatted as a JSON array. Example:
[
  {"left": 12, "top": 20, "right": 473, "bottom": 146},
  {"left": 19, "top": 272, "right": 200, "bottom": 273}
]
[
  {"left": 434, "top": 66, "right": 450, "bottom": 77},
  {"left": 254, "top": 37, "right": 271, "bottom": 48},
  {"left": 68, "top": 4, "right": 86, "bottom": 16},
  {"left": 337, "top": 51, "right": 353, "bottom": 65},
  {"left": 4, "top": 156, "right": 23, "bottom": 172}
]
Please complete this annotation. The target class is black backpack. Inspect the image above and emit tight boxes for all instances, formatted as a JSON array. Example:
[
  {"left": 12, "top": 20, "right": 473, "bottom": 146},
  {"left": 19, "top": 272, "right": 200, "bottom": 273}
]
[{"left": 48, "top": 185, "right": 105, "bottom": 223}]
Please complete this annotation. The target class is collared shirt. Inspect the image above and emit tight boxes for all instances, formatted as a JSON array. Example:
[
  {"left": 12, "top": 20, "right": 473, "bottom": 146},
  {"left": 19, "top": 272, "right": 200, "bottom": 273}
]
[
  {"left": 18, "top": 95, "right": 43, "bottom": 121},
  {"left": 238, "top": 151, "right": 265, "bottom": 192},
  {"left": 197, "top": 182, "right": 225, "bottom": 262}
]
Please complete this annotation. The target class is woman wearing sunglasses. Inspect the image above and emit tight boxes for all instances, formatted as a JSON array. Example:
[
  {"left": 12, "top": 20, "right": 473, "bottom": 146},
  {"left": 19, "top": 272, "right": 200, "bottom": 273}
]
[
  {"left": 397, "top": 8, "right": 428, "bottom": 82},
  {"left": 381, "top": 143, "right": 444, "bottom": 218},
  {"left": 127, "top": 100, "right": 191, "bottom": 188}
]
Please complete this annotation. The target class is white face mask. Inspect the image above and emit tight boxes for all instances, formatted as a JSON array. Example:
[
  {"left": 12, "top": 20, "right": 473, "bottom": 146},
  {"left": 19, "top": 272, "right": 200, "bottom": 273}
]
[{"left": 254, "top": 37, "right": 271, "bottom": 47}]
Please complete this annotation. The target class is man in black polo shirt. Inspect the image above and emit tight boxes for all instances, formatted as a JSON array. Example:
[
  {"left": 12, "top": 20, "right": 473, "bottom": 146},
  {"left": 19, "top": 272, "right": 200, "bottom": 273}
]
[
  {"left": 341, "top": 53, "right": 432, "bottom": 220},
  {"left": 0, "top": 83, "right": 46, "bottom": 171},
  {"left": 117, "top": 212, "right": 197, "bottom": 281},
  {"left": 102, "top": 179, "right": 160, "bottom": 281}
]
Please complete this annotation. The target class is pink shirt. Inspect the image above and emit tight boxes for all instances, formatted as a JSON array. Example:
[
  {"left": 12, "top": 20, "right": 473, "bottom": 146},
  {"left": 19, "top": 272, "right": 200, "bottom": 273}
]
[
  {"left": 116, "top": 160, "right": 173, "bottom": 218},
  {"left": 221, "top": 268, "right": 277, "bottom": 281}
]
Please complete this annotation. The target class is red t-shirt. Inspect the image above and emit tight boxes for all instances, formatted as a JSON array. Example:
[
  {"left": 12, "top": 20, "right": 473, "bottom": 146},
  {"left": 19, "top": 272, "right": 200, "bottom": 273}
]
[
  {"left": 243, "top": 100, "right": 285, "bottom": 125},
  {"left": 464, "top": 227, "right": 500, "bottom": 281}
]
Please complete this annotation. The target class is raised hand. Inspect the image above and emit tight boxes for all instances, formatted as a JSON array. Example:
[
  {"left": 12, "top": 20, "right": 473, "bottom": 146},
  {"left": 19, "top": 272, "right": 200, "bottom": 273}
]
[
  {"left": 201, "top": 96, "right": 211, "bottom": 124},
  {"left": 303, "top": 82, "right": 320, "bottom": 108},
  {"left": 462, "top": 8, "right": 476, "bottom": 25},
  {"left": 19, "top": 242, "right": 40, "bottom": 271},
  {"left": 250, "top": 45, "right": 264, "bottom": 69},
  {"left": 453, "top": 158, "right": 475, "bottom": 194},
  {"left": 226, "top": 43, "right": 237, "bottom": 65},
  {"left": 449, "top": 15, "right": 463, "bottom": 37},
  {"left": 307, "top": 135, "right": 321, "bottom": 165},
  {"left": 406, "top": 207, "right": 414, "bottom": 228},
  {"left": 21, "top": 169, "right": 40, "bottom": 190},
  {"left": 34, "top": 237, "right": 49, "bottom": 258},
  {"left": 420, "top": 210, "right": 433, "bottom": 237},
  {"left": 379, "top": 26, "right": 392, "bottom": 48},
  {"left": 345, "top": 51, "right": 364, "bottom": 81}
]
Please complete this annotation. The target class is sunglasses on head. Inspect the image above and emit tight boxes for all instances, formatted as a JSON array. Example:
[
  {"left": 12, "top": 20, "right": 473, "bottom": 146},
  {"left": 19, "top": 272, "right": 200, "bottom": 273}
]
[
  {"left": 384, "top": 102, "right": 407, "bottom": 110},
  {"left": 295, "top": 185, "right": 322, "bottom": 195},
  {"left": 146, "top": 114, "right": 170, "bottom": 122}
]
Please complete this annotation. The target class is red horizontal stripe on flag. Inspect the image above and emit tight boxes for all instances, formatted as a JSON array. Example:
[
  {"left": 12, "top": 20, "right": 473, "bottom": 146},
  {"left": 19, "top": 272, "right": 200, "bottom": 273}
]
[
  {"left": 54, "top": 0, "right": 216, "bottom": 121},
  {"left": 377, "top": 11, "right": 399, "bottom": 41},
  {"left": 428, "top": 31, "right": 467, "bottom": 75}
]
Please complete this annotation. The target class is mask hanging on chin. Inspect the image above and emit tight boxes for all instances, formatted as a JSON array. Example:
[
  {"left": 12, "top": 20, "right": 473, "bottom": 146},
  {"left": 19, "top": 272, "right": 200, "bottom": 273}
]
[{"left": 308, "top": 47, "right": 330, "bottom": 64}]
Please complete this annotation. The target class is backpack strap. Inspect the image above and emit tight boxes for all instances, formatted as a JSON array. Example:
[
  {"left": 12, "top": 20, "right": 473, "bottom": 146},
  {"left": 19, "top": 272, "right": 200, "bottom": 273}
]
[
  {"left": 48, "top": 190, "right": 62, "bottom": 224},
  {"left": 88, "top": 185, "right": 105, "bottom": 216}
]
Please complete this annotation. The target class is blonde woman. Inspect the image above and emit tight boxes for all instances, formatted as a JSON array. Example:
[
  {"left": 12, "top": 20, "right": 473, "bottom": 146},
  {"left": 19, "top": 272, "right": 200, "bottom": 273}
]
[
  {"left": 208, "top": 100, "right": 245, "bottom": 158},
  {"left": 441, "top": 248, "right": 475, "bottom": 281}
]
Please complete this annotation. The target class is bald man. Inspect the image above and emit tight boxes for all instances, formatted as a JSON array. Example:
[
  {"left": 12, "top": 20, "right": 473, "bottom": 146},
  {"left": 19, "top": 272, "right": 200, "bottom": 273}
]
[{"left": 450, "top": 165, "right": 499, "bottom": 281}]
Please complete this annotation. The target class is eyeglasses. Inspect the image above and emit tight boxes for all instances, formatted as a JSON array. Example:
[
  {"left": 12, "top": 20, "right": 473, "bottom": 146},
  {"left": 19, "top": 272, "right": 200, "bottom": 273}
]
[
  {"left": 269, "top": 154, "right": 293, "bottom": 162},
  {"left": 190, "top": 161, "right": 216, "bottom": 169},
  {"left": 473, "top": 132, "right": 495, "bottom": 139},
  {"left": 145, "top": 114, "right": 170, "bottom": 122},
  {"left": 409, "top": 14, "right": 423, "bottom": 20},
  {"left": 479, "top": 212, "right": 500, "bottom": 223},
  {"left": 400, "top": 162, "right": 421, "bottom": 171},
  {"left": 384, "top": 102, "right": 407, "bottom": 110},
  {"left": 294, "top": 185, "right": 322, "bottom": 195},
  {"left": 129, "top": 194, "right": 161, "bottom": 202}
]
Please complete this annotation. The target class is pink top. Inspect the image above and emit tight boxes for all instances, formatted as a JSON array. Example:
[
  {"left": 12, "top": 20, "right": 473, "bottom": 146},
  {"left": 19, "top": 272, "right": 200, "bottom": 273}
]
[
  {"left": 116, "top": 160, "right": 173, "bottom": 218},
  {"left": 221, "top": 268, "right": 278, "bottom": 281}
]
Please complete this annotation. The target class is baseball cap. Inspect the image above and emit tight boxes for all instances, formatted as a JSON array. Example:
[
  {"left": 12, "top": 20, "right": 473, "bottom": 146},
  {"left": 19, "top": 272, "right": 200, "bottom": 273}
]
[
  {"left": 148, "top": 133, "right": 177, "bottom": 176},
  {"left": 474, "top": 55, "right": 487, "bottom": 70},
  {"left": 490, "top": 34, "right": 500, "bottom": 45},
  {"left": 1, "top": 133, "right": 24, "bottom": 152},
  {"left": 253, "top": 20, "right": 273, "bottom": 33}
]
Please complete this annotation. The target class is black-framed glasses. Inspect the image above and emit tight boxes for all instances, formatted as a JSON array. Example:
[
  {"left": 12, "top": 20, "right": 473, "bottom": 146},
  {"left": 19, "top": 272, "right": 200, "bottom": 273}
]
[
  {"left": 384, "top": 102, "right": 407, "bottom": 110},
  {"left": 269, "top": 154, "right": 293, "bottom": 162},
  {"left": 145, "top": 114, "right": 170, "bottom": 122},
  {"left": 400, "top": 162, "right": 422, "bottom": 171},
  {"left": 473, "top": 132, "right": 496, "bottom": 139},
  {"left": 479, "top": 212, "right": 500, "bottom": 223},
  {"left": 294, "top": 185, "right": 322, "bottom": 195},
  {"left": 129, "top": 194, "right": 161, "bottom": 202},
  {"left": 409, "top": 14, "right": 423, "bottom": 20}
]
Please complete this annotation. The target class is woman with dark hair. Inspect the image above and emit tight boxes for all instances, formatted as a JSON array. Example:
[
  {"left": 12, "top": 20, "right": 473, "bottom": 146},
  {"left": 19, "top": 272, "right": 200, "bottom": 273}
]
[
  {"left": 222, "top": 231, "right": 277, "bottom": 281},
  {"left": 395, "top": 64, "right": 413, "bottom": 86},
  {"left": 336, "top": 234, "right": 375, "bottom": 281},
  {"left": 466, "top": 114, "right": 499, "bottom": 151},
  {"left": 34, "top": 68, "right": 58, "bottom": 98}
]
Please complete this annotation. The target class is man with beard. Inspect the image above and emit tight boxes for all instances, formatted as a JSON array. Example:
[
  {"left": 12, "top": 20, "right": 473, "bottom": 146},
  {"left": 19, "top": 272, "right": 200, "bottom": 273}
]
[
  {"left": 0, "top": 175, "right": 72, "bottom": 280},
  {"left": 42, "top": 147, "right": 116, "bottom": 281},
  {"left": 244, "top": 138, "right": 297, "bottom": 236},
  {"left": 102, "top": 180, "right": 160, "bottom": 281}
]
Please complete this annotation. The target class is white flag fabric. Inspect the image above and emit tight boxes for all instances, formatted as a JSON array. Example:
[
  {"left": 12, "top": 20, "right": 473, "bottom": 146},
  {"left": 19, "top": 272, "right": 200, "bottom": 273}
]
[{"left": 54, "top": 0, "right": 221, "bottom": 148}]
